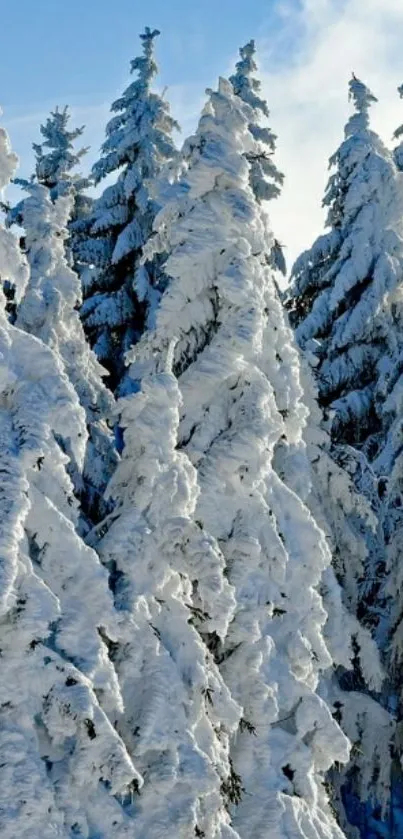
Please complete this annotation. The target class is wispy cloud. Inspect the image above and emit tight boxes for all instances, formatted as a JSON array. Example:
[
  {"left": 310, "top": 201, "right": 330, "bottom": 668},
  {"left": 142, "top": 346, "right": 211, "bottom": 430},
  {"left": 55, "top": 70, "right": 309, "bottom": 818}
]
[{"left": 258, "top": 0, "right": 403, "bottom": 272}]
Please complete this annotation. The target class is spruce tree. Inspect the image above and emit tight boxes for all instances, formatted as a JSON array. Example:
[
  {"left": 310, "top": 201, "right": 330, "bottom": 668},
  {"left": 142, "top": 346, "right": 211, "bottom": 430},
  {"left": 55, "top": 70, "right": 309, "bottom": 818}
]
[
  {"left": 286, "top": 76, "right": 403, "bottom": 456},
  {"left": 286, "top": 77, "right": 403, "bottom": 836},
  {"left": 33, "top": 106, "right": 87, "bottom": 193},
  {"left": 14, "top": 182, "right": 118, "bottom": 526},
  {"left": 8, "top": 106, "right": 92, "bottom": 274},
  {"left": 34, "top": 106, "right": 93, "bottom": 275},
  {"left": 78, "top": 27, "right": 179, "bottom": 391},
  {"left": 127, "top": 77, "right": 351, "bottom": 839},
  {"left": 0, "top": 120, "right": 140, "bottom": 839},
  {"left": 230, "top": 39, "right": 286, "bottom": 275}
]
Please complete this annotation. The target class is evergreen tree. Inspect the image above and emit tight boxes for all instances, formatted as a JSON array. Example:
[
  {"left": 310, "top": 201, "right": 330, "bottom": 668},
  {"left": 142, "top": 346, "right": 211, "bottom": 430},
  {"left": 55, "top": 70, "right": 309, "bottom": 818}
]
[
  {"left": 289, "top": 365, "right": 395, "bottom": 836},
  {"left": 14, "top": 182, "right": 118, "bottom": 526},
  {"left": 0, "top": 120, "right": 140, "bottom": 839},
  {"left": 286, "top": 77, "right": 403, "bottom": 837},
  {"left": 33, "top": 106, "right": 88, "bottom": 195},
  {"left": 286, "top": 76, "right": 403, "bottom": 457},
  {"left": 96, "top": 362, "right": 242, "bottom": 838},
  {"left": 35, "top": 106, "right": 93, "bottom": 275},
  {"left": 8, "top": 106, "right": 92, "bottom": 273},
  {"left": 229, "top": 39, "right": 286, "bottom": 275},
  {"left": 127, "top": 77, "right": 351, "bottom": 839},
  {"left": 78, "top": 27, "right": 179, "bottom": 391}
]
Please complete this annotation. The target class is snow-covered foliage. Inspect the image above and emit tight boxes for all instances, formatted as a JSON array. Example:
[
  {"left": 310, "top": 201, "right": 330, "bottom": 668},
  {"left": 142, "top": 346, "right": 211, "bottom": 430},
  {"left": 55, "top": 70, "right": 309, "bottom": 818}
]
[
  {"left": 6, "top": 29, "right": 403, "bottom": 839},
  {"left": 8, "top": 106, "right": 93, "bottom": 273},
  {"left": 229, "top": 39, "right": 284, "bottom": 203},
  {"left": 0, "top": 119, "right": 140, "bottom": 839},
  {"left": 96, "top": 364, "right": 243, "bottom": 838},
  {"left": 285, "top": 362, "right": 397, "bottom": 829},
  {"left": 127, "top": 77, "right": 351, "bottom": 839},
  {"left": 34, "top": 105, "right": 94, "bottom": 276},
  {"left": 78, "top": 27, "right": 179, "bottom": 391},
  {"left": 393, "top": 83, "right": 403, "bottom": 171},
  {"left": 14, "top": 182, "right": 117, "bottom": 525},
  {"left": 287, "top": 76, "right": 403, "bottom": 454},
  {"left": 229, "top": 40, "right": 286, "bottom": 275},
  {"left": 286, "top": 76, "right": 403, "bottom": 835},
  {"left": 372, "top": 347, "right": 403, "bottom": 685},
  {"left": 33, "top": 106, "right": 88, "bottom": 196}
]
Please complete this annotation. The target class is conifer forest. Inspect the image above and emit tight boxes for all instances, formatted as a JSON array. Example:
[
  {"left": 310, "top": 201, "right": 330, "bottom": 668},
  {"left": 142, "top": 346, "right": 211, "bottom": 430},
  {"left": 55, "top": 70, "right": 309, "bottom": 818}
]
[{"left": 3, "top": 19, "right": 403, "bottom": 839}]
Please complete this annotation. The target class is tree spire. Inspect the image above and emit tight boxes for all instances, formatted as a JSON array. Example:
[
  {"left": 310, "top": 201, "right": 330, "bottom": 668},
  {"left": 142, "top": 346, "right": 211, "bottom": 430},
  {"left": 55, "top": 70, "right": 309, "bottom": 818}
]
[
  {"left": 346, "top": 74, "right": 378, "bottom": 134},
  {"left": 33, "top": 105, "right": 88, "bottom": 191},
  {"left": 78, "top": 29, "right": 179, "bottom": 392},
  {"left": 128, "top": 26, "right": 160, "bottom": 92},
  {"left": 230, "top": 39, "right": 269, "bottom": 117},
  {"left": 229, "top": 39, "right": 284, "bottom": 203}
]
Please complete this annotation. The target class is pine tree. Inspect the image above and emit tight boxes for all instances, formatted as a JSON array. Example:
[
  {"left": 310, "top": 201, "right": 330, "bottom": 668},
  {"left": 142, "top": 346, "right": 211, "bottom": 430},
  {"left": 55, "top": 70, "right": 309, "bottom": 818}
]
[
  {"left": 229, "top": 39, "right": 286, "bottom": 276},
  {"left": 127, "top": 77, "right": 351, "bottom": 839},
  {"left": 78, "top": 27, "right": 179, "bottom": 391},
  {"left": 95, "top": 362, "right": 242, "bottom": 838},
  {"left": 286, "top": 76, "right": 403, "bottom": 457},
  {"left": 14, "top": 182, "right": 118, "bottom": 526},
  {"left": 0, "top": 120, "right": 140, "bottom": 839}
]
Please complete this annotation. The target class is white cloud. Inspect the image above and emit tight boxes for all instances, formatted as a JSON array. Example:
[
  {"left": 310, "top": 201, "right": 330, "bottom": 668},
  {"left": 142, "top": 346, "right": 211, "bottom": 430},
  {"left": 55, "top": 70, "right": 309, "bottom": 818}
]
[{"left": 258, "top": 0, "right": 403, "bottom": 274}]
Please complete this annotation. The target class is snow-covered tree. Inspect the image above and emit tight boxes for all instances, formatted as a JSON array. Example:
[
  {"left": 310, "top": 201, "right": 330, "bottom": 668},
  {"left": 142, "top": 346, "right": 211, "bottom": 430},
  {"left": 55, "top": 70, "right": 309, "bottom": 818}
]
[
  {"left": 7, "top": 106, "right": 92, "bottom": 274},
  {"left": 229, "top": 39, "right": 286, "bottom": 276},
  {"left": 34, "top": 106, "right": 93, "bottom": 274},
  {"left": 33, "top": 106, "right": 88, "bottom": 194},
  {"left": 286, "top": 364, "right": 396, "bottom": 836},
  {"left": 285, "top": 75, "right": 403, "bottom": 664},
  {"left": 14, "top": 182, "right": 118, "bottom": 526},
  {"left": 286, "top": 76, "right": 403, "bottom": 457},
  {"left": 0, "top": 118, "right": 140, "bottom": 839},
  {"left": 94, "top": 361, "right": 243, "bottom": 838},
  {"left": 78, "top": 27, "right": 179, "bottom": 391},
  {"left": 286, "top": 76, "right": 403, "bottom": 836},
  {"left": 127, "top": 77, "right": 352, "bottom": 839}
]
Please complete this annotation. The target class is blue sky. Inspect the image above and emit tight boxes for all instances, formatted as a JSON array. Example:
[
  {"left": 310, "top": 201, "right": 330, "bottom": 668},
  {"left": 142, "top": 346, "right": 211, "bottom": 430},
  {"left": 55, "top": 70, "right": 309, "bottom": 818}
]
[
  {"left": 1, "top": 0, "right": 288, "bottom": 110},
  {"left": 2, "top": 0, "right": 403, "bottom": 268},
  {"left": 1, "top": 0, "right": 293, "bottom": 186}
]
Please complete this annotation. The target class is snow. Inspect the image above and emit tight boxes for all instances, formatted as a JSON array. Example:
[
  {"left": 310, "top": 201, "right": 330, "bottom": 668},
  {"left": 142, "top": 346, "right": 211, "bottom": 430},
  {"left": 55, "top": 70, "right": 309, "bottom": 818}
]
[
  {"left": 97, "top": 368, "right": 241, "bottom": 838},
  {"left": 287, "top": 76, "right": 403, "bottom": 452},
  {"left": 0, "top": 119, "right": 139, "bottom": 839},
  {"left": 2, "top": 40, "right": 402, "bottom": 839},
  {"left": 127, "top": 76, "right": 351, "bottom": 839},
  {"left": 15, "top": 182, "right": 118, "bottom": 525}
]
